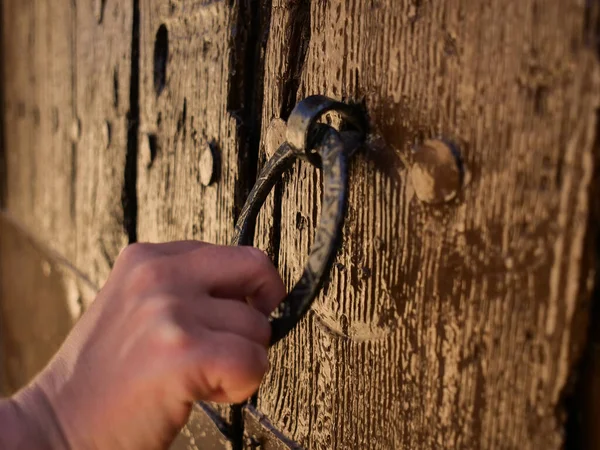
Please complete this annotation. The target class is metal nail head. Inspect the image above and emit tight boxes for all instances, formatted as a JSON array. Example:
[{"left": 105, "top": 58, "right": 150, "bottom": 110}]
[
  {"left": 410, "top": 139, "right": 462, "bottom": 204},
  {"left": 102, "top": 121, "right": 111, "bottom": 149},
  {"left": 70, "top": 118, "right": 81, "bottom": 142},
  {"left": 199, "top": 142, "right": 218, "bottom": 186}
]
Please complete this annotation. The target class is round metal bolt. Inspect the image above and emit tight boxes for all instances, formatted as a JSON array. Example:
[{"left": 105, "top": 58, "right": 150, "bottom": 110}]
[
  {"left": 101, "top": 121, "right": 112, "bottom": 149},
  {"left": 70, "top": 118, "right": 81, "bottom": 142},
  {"left": 410, "top": 139, "right": 462, "bottom": 204},
  {"left": 265, "top": 118, "right": 287, "bottom": 157},
  {"left": 199, "top": 143, "right": 218, "bottom": 186}
]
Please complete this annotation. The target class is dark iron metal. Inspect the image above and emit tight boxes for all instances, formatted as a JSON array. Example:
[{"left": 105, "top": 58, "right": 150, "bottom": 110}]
[
  {"left": 232, "top": 96, "right": 366, "bottom": 345},
  {"left": 173, "top": 402, "right": 234, "bottom": 450},
  {"left": 243, "top": 405, "right": 303, "bottom": 449}
]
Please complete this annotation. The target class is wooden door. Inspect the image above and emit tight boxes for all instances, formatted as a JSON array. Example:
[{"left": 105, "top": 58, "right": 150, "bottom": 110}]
[{"left": 2, "top": 0, "right": 600, "bottom": 449}]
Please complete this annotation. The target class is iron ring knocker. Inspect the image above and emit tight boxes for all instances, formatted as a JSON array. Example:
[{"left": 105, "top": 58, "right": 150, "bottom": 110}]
[{"left": 231, "top": 95, "right": 367, "bottom": 346}]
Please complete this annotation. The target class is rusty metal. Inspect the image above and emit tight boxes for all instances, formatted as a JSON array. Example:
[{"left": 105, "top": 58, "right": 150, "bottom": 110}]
[
  {"left": 285, "top": 95, "right": 366, "bottom": 155},
  {"left": 232, "top": 95, "right": 366, "bottom": 346}
]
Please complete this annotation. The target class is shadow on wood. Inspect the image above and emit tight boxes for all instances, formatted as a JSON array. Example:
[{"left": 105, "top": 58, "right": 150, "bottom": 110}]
[{"left": 0, "top": 215, "right": 74, "bottom": 396}]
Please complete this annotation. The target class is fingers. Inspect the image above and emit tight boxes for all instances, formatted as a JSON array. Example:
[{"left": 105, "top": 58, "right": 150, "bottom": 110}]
[
  {"left": 114, "top": 243, "right": 286, "bottom": 316},
  {"left": 116, "top": 241, "right": 212, "bottom": 268},
  {"left": 148, "top": 241, "right": 213, "bottom": 256},
  {"left": 177, "top": 298, "right": 271, "bottom": 346},
  {"left": 143, "top": 298, "right": 271, "bottom": 404},
  {"left": 184, "top": 330, "right": 269, "bottom": 403},
  {"left": 108, "top": 242, "right": 282, "bottom": 406},
  {"left": 182, "top": 246, "right": 286, "bottom": 315}
]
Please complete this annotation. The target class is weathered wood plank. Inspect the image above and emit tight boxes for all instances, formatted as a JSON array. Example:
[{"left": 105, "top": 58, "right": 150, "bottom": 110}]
[
  {"left": 138, "top": 0, "right": 244, "bottom": 246},
  {"left": 2, "top": 0, "right": 78, "bottom": 278},
  {"left": 1, "top": 0, "right": 132, "bottom": 306},
  {"left": 0, "top": 215, "right": 73, "bottom": 396},
  {"left": 0, "top": 0, "right": 5, "bottom": 208},
  {"left": 0, "top": 0, "right": 132, "bottom": 410},
  {"left": 72, "top": 0, "right": 134, "bottom": 291},
  {"left": 253, "top": 1, "right": 600, "bottom": 449},
  {"left": 0, "top": 213, "right": 97, "bottom": 396},
  {"left": 137, "top": 0, "right": 263, "bottom": 433},
  {"left": 3, "top": 1, "right": 599, "bottom": 448}
]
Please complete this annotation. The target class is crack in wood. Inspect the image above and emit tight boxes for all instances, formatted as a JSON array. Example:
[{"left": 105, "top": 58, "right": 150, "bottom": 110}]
[
  {"left": 0, "top": 1, "right": 5, "bottom": 209},
  {"left": 123, "top": 0, "right": 140, "bottom": 244},
  {"left": 224, "top": 0, "right": 276, "bottom": 447},
  {"left": 280, "top": 0, "right": 311, "bottom": 119},
  {"left": 563, "top": 104, "right": 600, "bottom": 449}
]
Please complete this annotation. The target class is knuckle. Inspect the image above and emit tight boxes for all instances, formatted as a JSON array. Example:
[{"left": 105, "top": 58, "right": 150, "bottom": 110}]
[
  {"left": 132, "top": 295, "right": 194, "bottom": 352},
  {"left": 229, "top": 338, "right": 268, "bottom": 373},
  {"left": 226, "top": 302, "right": 271, "bottom": 345},
  {"left": 242, "top": 247, "right": 273, "bottom": 272},
  {"left": 117, "top": 243, "right": 153, "bottom": 267},
  {"left": 133, "top": 293, "right": 176, "bottom": 322},
  {"left": 196, "top": 334, "right": 268, "bottom": 402},
  {"left": 125, "top": 259, "right": 169, "bottom": 294},
  {"left": 155, "top": 320, "right": 192, "bottom": 351}
]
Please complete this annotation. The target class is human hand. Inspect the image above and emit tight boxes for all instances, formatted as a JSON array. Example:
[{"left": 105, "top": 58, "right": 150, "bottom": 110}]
[{"left": 8, "top": 242, "right": 285, "bottom": 449}]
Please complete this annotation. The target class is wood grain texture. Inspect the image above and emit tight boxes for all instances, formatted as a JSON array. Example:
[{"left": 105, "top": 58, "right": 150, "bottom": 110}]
[
  {"left": 0, "top": 215, "right": 74, "bottom": 396},
  {"left": 1, "top": 0, "right": 132, "bottom": 306},
  {"left": 137, "top": 0, "right": 264, "bottom": 433},
  {"left": 0, "top": 213, "right": 99, "bottom": 396},
  {"left": 2, "top": 0, "right": 78, "bottom": 278},
  {"left": 138, "top": 0, "right": 243, "bottom": 247},
  {"left": 2, "top": 0, "right": 599, "bottom": 448},
  {"left": 253, "top": 0, "right": 600, "bottom": 449},
  {"left": 72, "top": 0, "right": 134, "bottom": 291}
]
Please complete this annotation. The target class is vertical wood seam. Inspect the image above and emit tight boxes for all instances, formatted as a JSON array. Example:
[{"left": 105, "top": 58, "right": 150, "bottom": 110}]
[
  {"left": 123, "top": 0, "right": 140, "bottom": 244},
  {"left": 564, "top": 113, "right": 600, "bottom": 450},
  {"left": 564, "top": 5, "right": 600, "bottom": 448},
  {"left": 279, "top": 0, "right": 311, "bottom": 119},
  {"left": 227, "top": 0, "right": 274, "bottom": 447},
  {"left": 269, "top": 0, "right": 312, "bottom": 273},
  {"left": 0, "top": 0, "right": 7, "bottom": 397},
  {"left": 0, "top": 0, "right": 5, "bottom": 208},
  {"left": 228, "top": 0, "right": 264, "bottom": 227},
  {"left": 69, "top": 0, "right": 78, "bottom": 222}
]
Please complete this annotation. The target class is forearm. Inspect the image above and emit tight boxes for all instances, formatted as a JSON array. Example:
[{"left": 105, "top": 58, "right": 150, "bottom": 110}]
[{"left": 0, "top": 385, "right": 69, "bottom": 450}]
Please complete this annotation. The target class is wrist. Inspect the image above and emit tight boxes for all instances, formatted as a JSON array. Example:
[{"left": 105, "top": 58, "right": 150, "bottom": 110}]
[{"left": 0, "top": 383, "right": 70, "bottom": 450}]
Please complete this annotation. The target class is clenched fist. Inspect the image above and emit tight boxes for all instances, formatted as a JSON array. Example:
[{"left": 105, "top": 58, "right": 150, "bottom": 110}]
[{"left": 0, "top": 242, "right": 285, "bottom": 449}]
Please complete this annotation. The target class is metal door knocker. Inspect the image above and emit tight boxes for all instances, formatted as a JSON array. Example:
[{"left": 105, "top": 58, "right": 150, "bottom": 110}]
[{"left": 232, "top": 95, "right": 367, "bottom": 346}]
